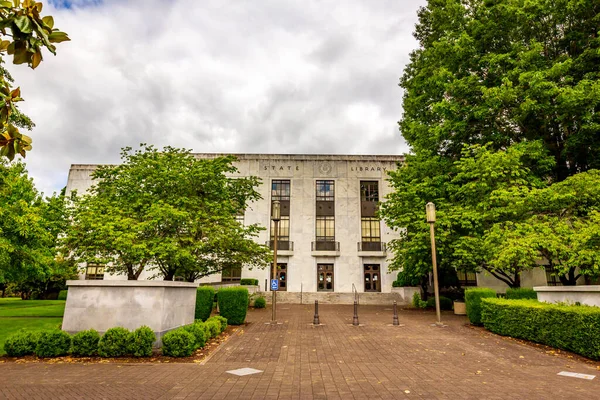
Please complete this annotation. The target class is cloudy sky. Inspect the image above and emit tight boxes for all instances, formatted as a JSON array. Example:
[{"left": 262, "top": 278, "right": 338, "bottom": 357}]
[{"left": 12, "top": 0, "right": 426, "bottom": 195}]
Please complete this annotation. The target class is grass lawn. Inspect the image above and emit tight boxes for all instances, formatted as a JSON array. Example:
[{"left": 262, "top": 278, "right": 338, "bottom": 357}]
[{"left": 0, "top": 298, "right": 65, "bottom": 355}]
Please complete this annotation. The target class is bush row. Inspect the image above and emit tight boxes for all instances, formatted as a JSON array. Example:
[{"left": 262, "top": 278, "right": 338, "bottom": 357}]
[
  {"left": 4, "top": 326, "right": 155, "bottom": 358},
  {"left": 240, "top": 278, "right": 259, "bottom": 286},
  {"left": 465, "top": 288, "right": 497, "bottom": 325},
  {"left": 481, "top": 298, "right": 600, "bottom": 359},
  {"left": 505, "top": 288, "right": 537, "bottom": 300},
  {"left": 195, "top": 286, "right": 249, "bottom": 325},
  {"left": 163, "top": 316, "right": 228, "bottom": 357}
]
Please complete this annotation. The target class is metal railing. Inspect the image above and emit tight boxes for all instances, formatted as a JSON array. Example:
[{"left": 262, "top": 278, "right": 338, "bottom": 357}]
[
  {"left": 266, "top": 240, "right": 293, "bottom": 251},
  {"left": 357, "top": 241, "right": 386, "bottom": 252},
  {"left": 352, "top": 283, "right": 359, "bottom": 306},
  {"left": 311, "top": 241, "right": 340, "bottom": 251}
]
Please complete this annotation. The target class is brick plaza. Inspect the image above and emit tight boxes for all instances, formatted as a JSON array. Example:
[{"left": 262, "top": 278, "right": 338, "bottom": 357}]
[{"left": 1, "top": 304, "right": 598, "bottom": 399}]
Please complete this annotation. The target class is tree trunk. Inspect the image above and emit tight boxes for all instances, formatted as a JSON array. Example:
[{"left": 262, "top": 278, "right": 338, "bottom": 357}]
[
  {"left": 511, "top": 272, "right": 521, "bottom": 289},
  {"left": 559, "top": 267, "right": 578, "bottom": 286}
]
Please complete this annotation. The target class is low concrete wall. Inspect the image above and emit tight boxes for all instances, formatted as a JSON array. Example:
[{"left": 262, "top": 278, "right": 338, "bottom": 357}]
[
  {"left": 63, "top": 280, "right": 198, "bottom": 346},
  {"left": 391, "top": 287, "right": 421, "bottom": 304},
  {"left": 255, "top": 291, "right": 406, "bottom": 305},
  {"left": 534, "top": 285, "right": 600, "bottom": 307}
]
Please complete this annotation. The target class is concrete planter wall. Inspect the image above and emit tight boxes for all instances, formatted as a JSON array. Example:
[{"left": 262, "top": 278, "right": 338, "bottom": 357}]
[
  {"left": 62, "top": 280, "right": 197, "bottom": 346},
  {"left": 391, "top": 286, "right": 421, "bottom": 304},
  {"left": 534, "top": 285, "right": 600, "bottom": 307},
  {"left": 453, "top": 301, "right": 466, "bottom": 315}
]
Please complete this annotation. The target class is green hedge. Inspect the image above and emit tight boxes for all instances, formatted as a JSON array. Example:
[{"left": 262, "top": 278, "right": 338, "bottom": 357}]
[
  {"left": 195, "top": 286, "right": 215, "bottom": 321},
  {"left": 426, "top": 296, "right": 453, "bottom": 311},
  {"left": 465, "top": 288, "right": 496, "bottom": 325},
  {"left": 184, "top": 322, "right": 207, "bottom": 349},
  {"left": 481, "top": 299, "right": 600, "bottom": 359},
  {"left": 35, "top": 330, "right": 72, "bottom": 358},
  {"left": 98, "top": 327, "right": 130, "bottom": 357},
  {"left": 58, "top": 290, "right": 68, "bottom": 300},
  {"left": 240, "top": 278, "right": 259, "bottom": 286},
  {"left": 254, "top": 296, "right": 266, "bottom": 308},
  {"left": 3, "top": 330, "right": 40, "bottom": 357},
  {"left": 505, "top": 288, "right": 537, "bottom": 300},
  {"left": 208, "top": 316, "right": 227, "bottom": 333},
  {"left": 129, "top": 326, "right": 155, "bottom": 357},
  {"left": 162, "top": 328, "right": 195, "bottom": 357},
  {"left": 218, "top": 287, "right": 249, "bottom": 325},
  {"left": 72, "top": 329, "right": 100, "bottom": 356}
]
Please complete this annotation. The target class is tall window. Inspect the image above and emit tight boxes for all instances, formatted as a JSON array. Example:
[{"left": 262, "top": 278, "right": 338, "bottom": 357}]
[
  {"left": 361, "top": 217, "right": 381, "bottom": 242},
  {"left": 272, "top": 180, "right": 290, "bottom": 201},
  {"left": 456, "top": 270, "right": 477, "bottom": 287},
  {"left": 271, "top": 180, "right": 290, "bottom": 243},
  {"left": 360, "top": 181, "right": 379, "bottom": 202},
  {"left": 221, "top": 265, "right": 242, "bottom": 282},
  {"left": 316, "top": 180, "right": 335, "bottom": 201},
  {"left": 545, "top": 266, "right": 562, "bottom": 286},
  {"left": 85, "top": 264, "right": 105, "bottom": 280},
  {"left": 316, "top": 216, "right": 335, "bottom": 241}
]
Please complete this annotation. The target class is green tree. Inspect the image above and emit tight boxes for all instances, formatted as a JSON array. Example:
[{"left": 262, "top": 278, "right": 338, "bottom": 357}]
[
  {"left": 401, "top": 0, "right": 600, "bottom": 182},
  {"left": 65, "top": 145, "right": 271, "bottom": 281},
  {"left": 0, "top": 160, "right": 75, "bottom": 298},
  {"left": 0, "top": 0, "right": 69, "bottom": 160}
]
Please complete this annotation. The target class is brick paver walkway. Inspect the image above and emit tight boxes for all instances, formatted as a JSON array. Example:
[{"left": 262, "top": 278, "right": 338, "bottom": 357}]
[{"left": 1, "top": 304, "right": 599, "bottom": 399}]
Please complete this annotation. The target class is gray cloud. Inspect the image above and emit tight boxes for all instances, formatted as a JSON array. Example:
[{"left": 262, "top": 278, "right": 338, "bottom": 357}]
[{"left": 11, "top": 0, "right": 426, "bottom": 195}]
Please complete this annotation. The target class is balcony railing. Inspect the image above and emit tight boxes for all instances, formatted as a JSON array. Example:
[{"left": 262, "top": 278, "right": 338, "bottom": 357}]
[
  {"left": 311, "top": 241, "right": 340, "bottom": 251},
  {"left": 357, "top": 241, "right": 386, "bottom": 252},
  {"left": 266, "top": 240, "right": 293, "bottom": 251}
]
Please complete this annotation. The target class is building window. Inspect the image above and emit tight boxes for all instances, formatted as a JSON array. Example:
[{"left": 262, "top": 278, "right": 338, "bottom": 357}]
[
  {"left": 271, "top": 263, "right": 287, "bottom": 291},
  {"left": 272, "top": 179, "right": 290, "bottom": 201},
  {"left": 456, "top": 270, "right": 477, "bottom": 287},
  {"left": 545, "top": 266, "right": 562, "bottom": 286},
  {"left": 270, "top": 217, "right": 290, "bottom": 241},
  {"left": 361, "top": 217, "right": 380, "bottom": 242},
  {"left": 316, "top": 180, "right": 335, "bottom": 201},
  {"left": 360, "top": 181, "right": 379, "bottom": 202},
  {"left": 221, "top": 265, "right": 242, "bottom": 282},
  {"left": 317, "top": 264, "right": 334, "bottom": 291},
  {"left": 235, "top": 213, "right": 244, "bottom": 225},
  {"left": 85, "top": 264, "right": 105, "bottom": 280},
  {"left": 316, "top": 216, "right": 335, "bottom": 241}
]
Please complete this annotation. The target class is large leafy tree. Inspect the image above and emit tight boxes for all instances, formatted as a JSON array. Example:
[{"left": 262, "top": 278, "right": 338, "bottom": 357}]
[
  {"left": 0, "top": 0, "right": 69, "bottom": 159},
  {"left": 401, "top": 0, "right": 600, "bottom": 181},
  {"left": 0, "top": 160, "right": 75, "bottom": 298},
  {"left": 65, "top": 145, "right": 271, "bottom": 281}
]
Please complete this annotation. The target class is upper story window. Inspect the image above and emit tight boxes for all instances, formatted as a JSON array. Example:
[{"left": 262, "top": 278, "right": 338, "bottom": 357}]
[
  {"left": 272, "top": 180, "right": 290, "bottom": 201},
  {"left": 360, "top": 181, "right": 379, "bottom": 202},
  {"left": 85, "top": 264, "right": 105, "bottom": 280},
  {"left": 316, "top": 180, "right": 335, "bottom": 201}
]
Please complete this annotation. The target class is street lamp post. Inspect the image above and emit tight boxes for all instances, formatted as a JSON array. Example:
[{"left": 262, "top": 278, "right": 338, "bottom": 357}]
[
  {"left": 271, "top": 200, "right": 281, "bottom": 322},
  {"left": 426, "top": 202, "right": 442, "bottom": 325}
]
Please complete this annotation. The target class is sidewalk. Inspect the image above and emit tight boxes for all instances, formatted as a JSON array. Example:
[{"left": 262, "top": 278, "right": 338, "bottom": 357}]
[{"left": 1, "top": 304, "right": 599, "bottom": 399}]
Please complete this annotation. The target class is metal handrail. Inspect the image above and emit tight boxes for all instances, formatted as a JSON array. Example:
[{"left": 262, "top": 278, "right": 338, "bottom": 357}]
[{"left": 352, "top": 283, "right": 359, "bottom": 305}]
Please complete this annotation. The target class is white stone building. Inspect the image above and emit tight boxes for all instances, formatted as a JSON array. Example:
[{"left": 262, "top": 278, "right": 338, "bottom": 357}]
[{"left": 65, "top": 154, "right": 406, "bottom": 295}]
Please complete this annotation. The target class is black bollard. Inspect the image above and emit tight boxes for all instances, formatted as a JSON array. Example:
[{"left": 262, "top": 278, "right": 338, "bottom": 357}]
[
  {"left": 393, "top": 300, "right": 399, "bottom": 326},
  {"left": 352, "top": 300, "right": 359, "bottom": 326},
  {"left": 313, "top": 300, "right": 320, "bottom": 325}
]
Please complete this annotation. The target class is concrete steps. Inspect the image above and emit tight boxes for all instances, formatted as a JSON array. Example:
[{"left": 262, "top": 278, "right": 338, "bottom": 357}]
[{"left": 255, "top": 291, "right": 408, "bottom": 306}]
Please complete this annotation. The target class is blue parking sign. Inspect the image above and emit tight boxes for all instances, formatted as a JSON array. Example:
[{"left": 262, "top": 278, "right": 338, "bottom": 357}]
[{"left": 271, "top": 279, "right": 279, "bottom": 291}]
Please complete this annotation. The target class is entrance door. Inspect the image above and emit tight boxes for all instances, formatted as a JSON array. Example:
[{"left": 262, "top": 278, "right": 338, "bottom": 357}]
[
  {"left": 364, "top": 264, "right": 381, "bottom": 292},
  {"left": 317, "top": 264, "right": 334, "bottom": 291},
  {"left": 271, "top": 263, "right": 287, "bottom": 291}
]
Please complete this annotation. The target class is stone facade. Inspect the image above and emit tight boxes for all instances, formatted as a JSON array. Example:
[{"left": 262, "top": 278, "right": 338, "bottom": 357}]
[{"left": 65, "top": 154, "right": 404, "bottom": 295}]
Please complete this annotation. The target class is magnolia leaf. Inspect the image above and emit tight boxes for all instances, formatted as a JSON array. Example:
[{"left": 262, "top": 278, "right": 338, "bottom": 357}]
[
  {"left": 14, "top": 15, "right": 32, "bottom": 34},
  {"left": 31, "top": 50, "right": 41, "bottom": 68},
  {"left": 0, "top": 1, "right": 11, "bottom": 8},
  {"left": 48, "top": 31, "right": 70, "bottom": 43},
  {"left": 42, "top": 15, "right": 53, "bottom": 29},
  {"left": 10, "top": 87, "right": 20, "bottom": 98}
]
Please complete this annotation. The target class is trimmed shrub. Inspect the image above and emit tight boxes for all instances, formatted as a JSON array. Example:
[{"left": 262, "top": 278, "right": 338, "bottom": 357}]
[
  {"left": 162, "top": 328, "right": 195, "bottom": 357},
  {"left": 205, "top": 319, "right": 220, "bottom": 339},
  {"left": 412, "top": 291, "right": 427, "bottom": 309},
  {"left": 195, "top": 286, "right": 215, "bottom": 321},
  {"left": 481, "top": 298, "right": 600, "bottom": 359},
  {"left": 129, "top": 326, "right": 155, "bottom": 357},
  {"left": 58, "top": 290, "right": 68, "bottom": 300},
  {"left": 218, "top": 287, "right": 249, "bottom": 325},
  {"left": 395, "top": 272, "right": 421, "bottom": 287},
  {"left": 465, "top": 288, "right": 496, "bottom": 325},
  {"left": 4, "top": 330, "right": 40, "bottom": 357},
  {"left": 98, "top": 327, "right": 131, "bottom": 357},
  {"left": 240, "top": 278, "right": 259, "bottom": 286},
  {"left": 71, "top": 329, "right": 100, "bottom": 357},
  {"left": 184, "top": 322, "right": 207, "bottom": 349},
  {"left": 505, "top": 288, "right": 537, "bottom": 300},
  {"left": 209, "top": 316, "right": 227, "bottom": 333},
  {"left": 35, "top": 330, "right": 72, "bottom": 358},
  {"left": 426, "top": 296, "right": 453, "bottom": 311},
  {"left": 254, "top": 296, "right": 266, "bottom": 308}
]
